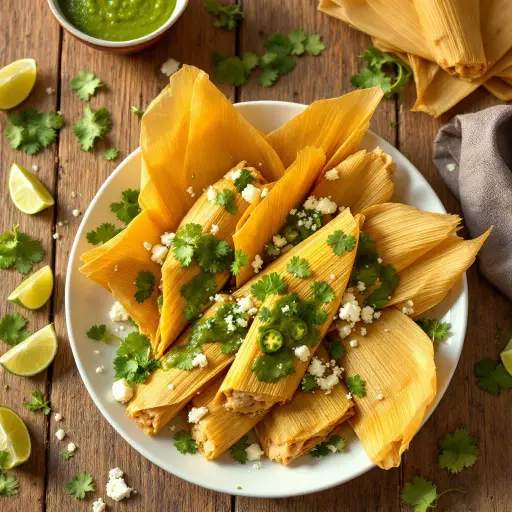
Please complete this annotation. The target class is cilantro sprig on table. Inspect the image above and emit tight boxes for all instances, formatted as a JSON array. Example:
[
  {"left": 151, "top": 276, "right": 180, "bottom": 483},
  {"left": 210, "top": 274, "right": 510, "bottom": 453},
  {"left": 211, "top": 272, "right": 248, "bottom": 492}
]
[
  {"left": 85, "top": 222, "right": 121, "bottom": 245},
  {"left": 401, "top": 476, "right": 465, "bottom": 512},
  {"left": 0, "top": 471, "right": 19, "bottom": 497},
  {"left": 0, "top": 226, "right": 44, "bottom": 275},
  {"left": 346, "top": 374, "right": 366, "bottom": 398},
  {"left": 103, "top": 147, "right": 119, "bottom": 161},
  {"left": 110, "top": 189, "right": 140, "bottom": 225},
  {"left": 86, "top": 324, "right": 122, "bottom": 343},
  {"left": 71, "top": 71, "right": 103, "bottom": 101},
  {"left": 438, "top": 428, "right": 479, "bottom": 474},
  {"left": 73, "top": 106, "right": 112, "bottom": 151},
  {"left": 310, "top": 434, "right": 346, "bottom": 458},
  {"left": 351, "top": 47, "right": 412, "bottom": 98},
  {"left": 23, "top": 391, "right": 51, "bottom": 415},
  {"left": 250, "top": 272, "right": 288, "bottom": 301},
  {"left": 131, "top": 105, "right": 145, "bottom": 119},
  {"left": 474, "top": 357, "right": 512, "bottom": 395},
  {"left": 173, "top": 430, "right": 198, "bottom": 454},
  {"left": 416, "top": 318, "right": 451, "bottom": 344},
  {"left": 229, "top": 435, "right": 249, "bottom": 464},
  {"left": 60, "top": 449, "right": 76, "bottom": 461},
  {"left": 64, "top": 472, "right": 95, "bottom": 500},
  {"left": 204, "top": 0, "right": 243, "bottom": 30},
  {"left": 287, "top": 256, "right": 311, "bottom": 278},
  {"left": 0, "top": 313, "right": 30, "bottom": 346}
]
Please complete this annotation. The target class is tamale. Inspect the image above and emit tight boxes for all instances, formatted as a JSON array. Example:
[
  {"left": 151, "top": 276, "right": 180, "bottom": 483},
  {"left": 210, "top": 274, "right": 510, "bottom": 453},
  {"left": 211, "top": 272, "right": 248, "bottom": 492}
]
[{"left": 484, "top": 78, "right": 512, "bottom": 101}]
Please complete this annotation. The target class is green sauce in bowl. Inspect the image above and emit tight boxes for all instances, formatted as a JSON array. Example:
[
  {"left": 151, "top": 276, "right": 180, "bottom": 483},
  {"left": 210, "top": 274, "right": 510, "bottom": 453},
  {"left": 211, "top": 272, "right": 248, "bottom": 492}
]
[{"left": 58, "top": 0, "right": 177, "bottom": 42}]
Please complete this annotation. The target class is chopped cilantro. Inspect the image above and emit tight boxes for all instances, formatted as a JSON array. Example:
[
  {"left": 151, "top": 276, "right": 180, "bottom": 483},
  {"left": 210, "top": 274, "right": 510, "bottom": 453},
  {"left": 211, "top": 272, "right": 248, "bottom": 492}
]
[
  {"left": 216, "top": 189, "right": 237, "bottom": 214},
  {"left": 231, "top": 249, "right": 248, "bottom": 276},
  {"left": 289, "top": 28, "right": 307, "bottom": 55},
  {"left": 60, "top": 450, "right": 75, "bottom": 461},
  {"left": 172, "top": 223, "right": 202, "bottom": 267},
  {"left": 389, "top": 121, "right": 398, "bottom": 127},
  {"left": 5, "top": 109, "right": 63, "bottom": 155},
  {"left": 250, "top": 273, "right": 288, "bottom": 301},
  {"left": 304, "top": 34, "right": 326, "bottom": 56},
  {"left": 327, "top": 230, "right": 357, "bottom": 256},
  {"left": 73, "top": 106, "right": 112, "bottom": 151},
  {"left": 264, "top": 33, "right": 293, "bottom": 56},
  {"left": 416, "top": 318, "right": 451, "bottom": 344},
  {"left": 0, "top": 472, "right": 19, "bottom": 497},
  {"left": 401, "top": 475, "right": 465, "bottom": 512},
  {"left": 0, "top": 313, "right": 30, "bottom": 346},
  {"left": 233, "top": 169, "right": 256, "bottom": 193},
  {"left": 229, "top": 435, "right": 249, "bottom": 464},
  {"left": 474, "top": 358, "right": 512, "bottom": 395},
  {"left": 134, "top": 270, "right": 155, "bottom": 303},
  {"left": 346, "top": 374, "right": 366, "bottom": 397},
  {"left": 301, "top": 374, "right": 318, "bottom": 392},
  {"left": 214, "top": 52, "right": 257, "bottom": 86},
  {"left": 327, "top": 338, "right": 345, "bottom": 360},
  {"left": 174, "top": 430, "right": 198, "bottom": 454},
  {"left": 23, "top": 391, "right": 51, "bottom": 415},
  {"left": 110, "top": 189, "right": 141, "bottom": 225},
  {"left": 180, "top": 272, "right": 218, "bottom": 321},
  {"left": 252, "top": 348, "right": 296, "bottom": 383},
  {"left": 258, "top": 68, "right": 279, "bottom": 87},
  {"left": 86, "top": 324, "right": 121, "bottom": 343},
  {"left": 64, "top": 472, "right": 95, "bottom": 500},
  {"left": 71, "top": 71, "right": 103, "bottom": 101},
  {"left": 438, "top": 428, "right": 479, "bottom": 474},
  {"left": 310, "top": 281, "right": 335, "bottom": 304},
  {"left": 364, "top": 265, "right": 399, "bottom": 309},
  {"left": 0, "top": 226, "right": 44, "bottom": 275},
  {"left": 310, "top": 434, "right": 345, "bottom": 458},
  {"left": 287, "top": 256, "right": 311, "bottom": 278},
  {"left": 258, "top": 307, "right": 272, "bottom": 323},
  {"left": 131, "top": 105, "right": 145, "bottom": 119},
  {"left": 103, "top": 147, "right": 119, "bottom": 161},
  {"left": 204, "top": 0, "right": 243, "bottom": 30},
  {"left": 85, "top": 223, "right": 121, "bottom": 245}
]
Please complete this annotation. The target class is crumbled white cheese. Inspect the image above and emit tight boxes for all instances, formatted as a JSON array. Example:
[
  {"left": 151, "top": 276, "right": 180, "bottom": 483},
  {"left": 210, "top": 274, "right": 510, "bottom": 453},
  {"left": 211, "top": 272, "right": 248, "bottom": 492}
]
[
  {"left": 360, "top": 327, "right": 367, "bottom": 336},
  {"left": 110, "top": 301, "right": 129, "bottom": 322},
  {"left": 224, "top": 314, "right": 235, "bottom": 332},
  {"left": 168, "top": 383, "right": 175, "bottom": 390},
  {"left": 53, "top": 232, "right": 61, "bottom": 240},
  {"left": 289, "top": 208, "right": 297, "bottom": 215},
  {"left": 346, "top": 392, "right": 352, "bottom": 400},
  {"left": 210, "top": 224, "right": 219, "bottom": 235},
  {"left": 248, "top": 307, "right": 258, "bottom": 316},
  {"left": 330, "top": 274, "right": 335, "bottom": 280},
  {"left": 109, "top": 468, "right": 124, "bottom": 480},
  {"left": 376, "top": 393, "right": 384, "bottom": 401},
  {"left": 151, "top": 244, "right": 168, "bottom": 265},
  {"left": 236, "top": 317, "right": 248, "bottom": 328},
  {"left": 186, "top": 186, "right": 196, "bottom": 198},
  {"left": 339, "top": 301, "right": 361, "bottom": 323},
  {"left": 143, "top": 241, "right": 152, "bottom": 251},
  {"left": 361, "top": 306, "right": 375, "bottom": 324},
  {"left": 308, "top": 357, "right": 326, "bottom": 378},
  {"left": 113, "top": 265, "right": 118, "bottom": 272},
  {"left": 373, "top": 311, "right": 382, "bottom": 320},
  {"left": 325, "top": 168, "right": 339, "bottom": 181},
  {"left": 112, "top": 379, "right": 133, "bottom": 403},
  {"left": 32, "top": 164, "right": 39, "bottom": 172},
  {"left": 337, "top": 323, "right": 353, "bottom": 339},
  {"left": 93, "top": 497, "right": 106, "bottom": 512},
  {"left": 349, "top": 339, "right": 358, "bottom": 348},
  {"left": 377, "top": 257, "right": 383, "bottom": 264},
  {"left": 71, "top": 209, "right": 81, "bottom": 217},
  {"left": 281, "top": 305, "right": 290, "bottom": 314},
  {"left": 67, "top": 442, "right": 77, "bottom": 453},
  {"left": 236, "top": 296, "right": 253, "bottom": 313},
  {"left": 241, "top": 184, "right": 261, "bottom": 204},
  {"left": 214, "top": 294, "right": 225, "bottom": 302},
  {"left": 261, "top": 187, "right": 269, "bottom": 198},
  {"left": 54, "top": 413, "right": 62, "bottom": 422},
  {"left": 46, "top": 87, "right": 55, "bottom": 95},
  {"left": 160, "top": 57, "right": 180, "bottom": 76},
  {"left": 401, "top": 300, "right": 414, "bottom": 315},
  {"left": 272, "top": 235, "right": 287, "bottom": 248},
  {"left": 303, "top": 196, "right": 338, "bottom": 215},
  {"left": 230, "top": 169, "right": 242, "bottom": 181},
  {"left": 245, "top": 443, "right": 264, "bottom": 461},
  {"left": 188, "top": 406, "right": 208, "bottom": 424},
  {"left": 251, "top": 254, "right": 263, "bottom": 273},
  {"left": 253, "top": 461, "right": 262, "bottom": 469},
  {"left": 71, "top": 191, "right": 77, "bottom": 198},
  {"left": 160, "top": 232, "right": 175, "bottom": 247},
  {"left": 207, "top": 186, "right": 217, "bottom": 202},
  {"left": 294, "top": 345, "right": 310, "bottom": 362},
  {"left": 317, "top": 373, "right": 339, "bottom": 392},
  {"left": 357, "top": 281, "right": 366, "bottom": 292},
  {"left": 446, "top": 163, "right": 457, "bottom": 172},
  {"left": 327, "top": 444, "right": 338, "bottom": 453},
  {"left": 95, "top": 366, "right": 105, "bottom": 374},
  {"left": 107, "top": 468, "right": 132, "bottom": 502},
  {"left": 192, "top": 353, "right": 208, "bottom": 368},
  {"left": 55, "top": 429, "right": 66, "bottom": 441}
]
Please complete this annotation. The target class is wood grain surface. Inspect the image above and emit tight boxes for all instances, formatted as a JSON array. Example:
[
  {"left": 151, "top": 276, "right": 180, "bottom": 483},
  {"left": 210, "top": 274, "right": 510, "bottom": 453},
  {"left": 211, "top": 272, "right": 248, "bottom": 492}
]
[{"left": 0, "top": 0, "right": 510, "bottom": 511}]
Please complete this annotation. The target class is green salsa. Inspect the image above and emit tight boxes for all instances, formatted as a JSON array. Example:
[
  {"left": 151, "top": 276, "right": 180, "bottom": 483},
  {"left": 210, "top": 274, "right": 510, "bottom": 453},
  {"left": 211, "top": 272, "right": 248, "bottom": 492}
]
[{"left": 58, "top": 0, "right": 177, "bottom": 42}]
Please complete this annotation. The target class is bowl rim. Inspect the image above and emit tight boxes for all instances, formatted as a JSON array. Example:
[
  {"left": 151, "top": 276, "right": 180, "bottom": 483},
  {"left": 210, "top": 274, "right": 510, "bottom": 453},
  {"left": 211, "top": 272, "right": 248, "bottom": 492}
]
[{"left": 46, "top": 0, "right": 189, "bottom": 48}]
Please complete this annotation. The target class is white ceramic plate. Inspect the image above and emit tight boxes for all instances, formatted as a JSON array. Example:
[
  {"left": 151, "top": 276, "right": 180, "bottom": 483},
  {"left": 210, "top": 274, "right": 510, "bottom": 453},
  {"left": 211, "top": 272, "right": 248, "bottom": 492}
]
[{"left": 66, "top": 101, "right": 467, "bottom": 498}]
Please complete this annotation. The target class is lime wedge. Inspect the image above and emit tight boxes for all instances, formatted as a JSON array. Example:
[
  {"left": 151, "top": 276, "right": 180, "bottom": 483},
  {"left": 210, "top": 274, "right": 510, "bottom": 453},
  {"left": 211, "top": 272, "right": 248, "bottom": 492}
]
[
  {"left": 8, "top": 265, "right": 54, "bottom": 310},
  {"left": 0, "top": 406, "right": 31, "bottom": 469},
  {"left": 500, "top": 338, "right": 512, "bottom": 376},
  {"left": 9, "top": 163, "right": 54, "bottom": 214},
  {"left": 0, "top": 324, "right": 58, "bottom": 377},
  {"left": 0, "top": 58, "right": 37, "bottom": 110}
]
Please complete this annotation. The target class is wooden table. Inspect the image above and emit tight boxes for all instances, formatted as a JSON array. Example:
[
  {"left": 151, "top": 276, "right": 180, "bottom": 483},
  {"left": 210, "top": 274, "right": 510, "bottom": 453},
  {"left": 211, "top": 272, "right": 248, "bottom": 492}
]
[{"left": 1, "top": 1, "right": 510, "bottom": 510}]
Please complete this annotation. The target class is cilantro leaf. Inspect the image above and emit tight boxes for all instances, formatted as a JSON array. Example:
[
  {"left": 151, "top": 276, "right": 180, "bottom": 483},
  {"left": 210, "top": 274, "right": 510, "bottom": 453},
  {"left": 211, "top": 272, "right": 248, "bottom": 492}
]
[
  {"left": 346, "top": 374, "right": 366, "bottom": 398},
  {"left": 287, "top": 256, "right": 311, "bottom": 278},
  {"left": 86, "top": 324, "right": 121, "bottom": 343},
  {"left": 304, "top": 34, "right": 326, "bottom": 56},
  {"left": 231, "top": 249, "right": 248, "bottom": 276},
  {"left": 5, "top": 109, "right": 63, "bottom": 155},
  {"left": 216, "top": 189, "right": 237, "bottom": 214},
  {"left": 474, "top": 358, "right": 512, "bottom": 395},
  {"left": 85, "top": 222, "right": 121, "bottom": 245},
  {"left": 289, "top": 28, "right": 307, "bottom": 55},
  {"left": 259, "top": 67, "right": 280, "bottom": 88},
  {"left": 73, "top": 106, "right": 112, "bottom": 151},
  {"left": 110, "top": 189, "right": 141, "bottom": 225},
  {"left": 234, "top": 169, "right": 256, "bottom": 193},
  {"left": 131, "top": 105, "right": 145, "bottom": 119},
  {"left": 162, "top": 344, "right": 201, "bottom": 370},
  {"left": 252, "top": 349, "right": 295, "bottom": 383},
  {"left": 327, "top": 230, "right": 357, "bottom": 256},
  {"left": 327, "top": 338, "right": 345, "bottom": 360},
  {"left": 0, "top": 226, "right": 44, "bottom": 274},
  {"left": 309, "top": 443, "right": 329, "bottom": 458},
  {"left": 229, "top": 435, "right": 249, "bottom": 464},
  {"left": 242, "top": 52, "right": 259, "bottom": 74},
  {"left": 103, "top": 147, "right": 119, "bottom": 161},
  {"left": 416, "top": 318, "right": 451, "bottom": 344},
  {"left": 301, "top": 374, "right": 318, "bottom": 392},
  {"left": 258, "top": 307, "right": 272, "bottom": 323},
  {"left": 310, "top": 435, "right": 345, "bottom": 458},
  {"left": 173, "top": 430, "right": 198, "bottom": 454},
  {"left": 195, "top": 236, "right": 232, "bottom": 274},
  {"left": 250, "top": 272, "right": 288, "bottom": 301},
  {"left": 0, "top": 313, "right": 30, "bottom": 346},
  {"left": 0, "top": 472, "right": 19, "bottom": 497},
  {"left": 23, "top": 391, "right": 51, "bottom": 415},
  {"left": 204, "top": 0, "right": 243, "bottom": 30},
  {"left": 401, "top": 476, "right": 438, "bottom": 512},
  {"left": 215, "top": 55, "right": 248, "bottom": 86},
  {"left": 327, "top": 434, "right": 346, "bottom": 453},
  {"left": 180, "top": 272, "right": 217, "bottom": 321},
  {"left": 438, "top": 428, "right": 479, "bottom": 474},
  {"left": 134, "top": 270, "right": 155, "bottom": 303},
  {"left": 311, "top": 281, "right": 335, "bottom": 303},
  {"left": 364, "top": 265, "right": 399, "bottom": 309},
  {"left": 64, "top": 472, "right": 95, "bottom": 500},
  {"left": 264, "top": 33, "right": 293, "bottom": 56},
  {"left": 71, "top": 71, "right": 103, "bottom": 101},
  {"left": 60, "top": 450, "right": 75, "bottom": 461}
]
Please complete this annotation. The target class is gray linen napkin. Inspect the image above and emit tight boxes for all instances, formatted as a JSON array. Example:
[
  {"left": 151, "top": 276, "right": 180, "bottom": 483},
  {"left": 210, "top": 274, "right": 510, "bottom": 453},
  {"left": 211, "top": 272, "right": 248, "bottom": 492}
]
[{"left": 433, "top": 105, "right": 512, "bottom": 301}]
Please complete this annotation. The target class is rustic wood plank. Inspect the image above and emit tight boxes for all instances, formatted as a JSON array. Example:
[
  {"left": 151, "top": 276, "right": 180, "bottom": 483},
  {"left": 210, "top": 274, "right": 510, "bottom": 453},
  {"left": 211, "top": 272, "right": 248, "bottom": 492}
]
[
  {"left": 45, "top": 0, "right": 235, "bottom": 510},
  {"left": 0, "top": 1, "right": 61, "bottom": 510}
]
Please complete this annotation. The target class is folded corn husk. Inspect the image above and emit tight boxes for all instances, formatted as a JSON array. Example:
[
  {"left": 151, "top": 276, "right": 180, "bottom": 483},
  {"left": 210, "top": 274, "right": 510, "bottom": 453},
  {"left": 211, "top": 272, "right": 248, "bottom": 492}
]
[
  {"left": 157, "top": 164, "right": 266, "bottom": 357},
  {"left": 256, "top": 344, "right": 354, "bottom": 464},
  {"left": 266, "top": 87, "right": 383, "bottom": 169},
  {"left": 343, "top": 308, "right": 436, "bottom": 469},
  {"left": 217, "top": 209, "right": 361, "bottom": 414},
  {"left": 484, "top": 78, "right": 512, "bottom": 101},
  {"left": 233, "top": 147, "right": 326, "bottom": 288},
  {"left": 361, "top": 203, "right": 461, "bottom": 272},
  {"left": 389, "top": 229, "right": 491, "bottom": 317}
]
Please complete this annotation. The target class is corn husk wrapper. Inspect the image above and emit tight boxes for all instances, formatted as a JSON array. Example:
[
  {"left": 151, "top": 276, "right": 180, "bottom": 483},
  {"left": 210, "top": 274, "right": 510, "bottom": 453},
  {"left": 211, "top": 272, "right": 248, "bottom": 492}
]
[
  {"left": 312, "top": 148, "right": 395, "bottom": 214},
  {"left": 484, "top": 78, "right": 512, "bottom": 101},
  {"left": 139, "top": 65, "right": 285, "bottom": 228},
  {"left": 266, "top": 87, "right": 383, "bottom": 169},
  {"left": 388, "top": 229, "right": 491, "bottom": 317},
  {"left": 233, "top": 147, "right": 326, "bottom": 287},
  {"left": 256, "top": 345, "right": 354, "bottom": 464},
  {"left": 361, "top": 203, "right": 461, "bottom": 272},
  {"left": 217, "top": 209, "right": 362, "bottom": 414},
  {"left": 157, "top": 165, "right": 266, "bottom": 357},
  {"left": 343, "top": 308, "right": 436, "bottom": 469},
  {"left": 497, "top": 64, "right": 512, "bottom": 83},
  {"left": 80, "top": 210, "right": 165, "bottom": 343},
  {"left": 191, "top": 374, "right": 266, "bottom": 460}
]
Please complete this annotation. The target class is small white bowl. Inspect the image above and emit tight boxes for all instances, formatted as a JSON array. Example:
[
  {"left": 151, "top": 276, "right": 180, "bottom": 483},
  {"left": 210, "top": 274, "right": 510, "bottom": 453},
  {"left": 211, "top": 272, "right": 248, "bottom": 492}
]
[{"left": 47, "top": 0, "right": 189, "bottom": 54}]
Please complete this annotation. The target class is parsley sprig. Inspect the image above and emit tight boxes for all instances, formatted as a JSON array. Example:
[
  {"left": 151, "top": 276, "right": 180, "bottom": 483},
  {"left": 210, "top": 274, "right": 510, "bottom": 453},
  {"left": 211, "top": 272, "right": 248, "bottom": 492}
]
[
  {"left": 229, "top": 435, "right": 249, "bottom": 464},
  {"left": 215, "top": 189, "right": 237, "bottom": 214},
  {"left": 310, "top": 281, "right": 335, "bottom": 304},
  {"left": 103, "top": 147, "right": 119, "bottom": 161},
  {"left": 64, "top": 472, "right": 95, "bottom": 500},
  {"left": 0, "top": 313, "right": 30, "bottom": 346},
  {"left": 0, "top": 226, "right": 44, "bottom": 275},
  {"left": 438, "top": 428, "right": 479, "bottom": 474},
  {"left": 73, "top": 106, "right": 112, "bottom": 151},
  {"left": 327, "top": 230, "right": 357, "bottom": 256},
  {"left": 60, "top": 449, "right": 76, "bottom": 461},
  {"left": 71, "top": 71, "right": 103, "bottom": 101},
  {"left": 23, "top": 391, "right": 51, "bottom": 415},
  {"left": 327, "top": 338, "right": 345, "bottom": 360},
  {"left": 233, "top": 169, "right": 256, "bottom": 193}
]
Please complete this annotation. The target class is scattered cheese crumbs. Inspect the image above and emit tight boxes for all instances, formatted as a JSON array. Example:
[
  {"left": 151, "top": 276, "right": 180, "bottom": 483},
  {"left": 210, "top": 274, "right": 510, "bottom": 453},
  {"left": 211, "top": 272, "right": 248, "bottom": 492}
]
[
  {"left": 289, "top": 208, "right": 297, "bottom": 215},
  {"left": 67, "top": 442, "right": 77, "bottom": 453},
  {"left": 71, "top": 209, "right": 81, "bottom": 217},
  {"left": 251, "top": 254, "right": 263, "bottom": 274},
  {"left": 339, "top": 301, "right": 361, "bottom": 323},
  {"left": 107, "top": 468, "right": 133, "bottom": 502},
  {"left": 360, "top": 327, "right": 367, "bottom": 336},
  {"left": 160, "top": 57, "right": 180, "bottom": 76},
  {"left": 241, "top": 184, "right": 261, "bottom": 204},
  {"left": 308, "top": 357, "right": 326, "bottom": 378},
  {"left": 346, "top": 392, "right": 352, "bottom": 400},
  {"left": 401, "top": 300, "right": 414, "bottom": 315},
  {"left": 272, "top": 235, "right": 287, "bottom": 248},
  {"left": 143, "top": 241, "right": 152, "bottom": 251},
  {"left": 261, "top": 187, "right": 269, "bottom": 198},
  {"left": 349, "top": 339, "right": 358, "bottom": 348},
  {"left": 71, "top": 191, "right": 77, "bottom": 198},
  {"left": 236, "top": 317, "right": 248, "bottom": 328},
  {"left": 376, "top": 393, "right": 384, "bottom": 401},
  {"left": 281, "top": 305, "right": 290, "bottom": 314},
  {"left": 236, "top": 296, "right": 253, "bottom": 313},
  {"left": 53, "top": 233, "right": 61, "bottom": 240},
  {"left": 253, "top": 461, "right": 262, "bottom": 469},
  {"left": 356, "top": 281, "right": 366, "bottom": 292},
  {"left": 384, "top": 328, "right": 390, "bottom": 333},
  {"left": 230, "top": 169, "right": 242, "bottom": 181},
  {"left": 151, "top": 244, "right": 168, "bottom": 265},
  {"left": 330, "top": 274, "right": 335, "bottom": 280},
  {"left": 188, "top": 406, "right": 209, "bottom": 424},
  {"left": 214, "top": 294, "right": 225, "bottom": 302},
  {"left": 160, "top": 232, "right": 175, "bottom": 247},
  {"left": 168, "top": 383, "right": 175, "bottom": 390},
  {"left": 93, "top": 498, "right": 106, "bottom": 512},
  {"left": 210, "top": 224, "right": 219, "bottom": 235},
  {"left": 57, "top": 221, "right": 63, "bottom": 227},
  {"left": 113, "top": 265, "right": 118, "bottom": 272},
  {"left": 112, "top": 379, "right": 134, "bottom": 403},
  {"left": 248, "top": 307, "right": 258, "bottom": 316},
  {"left": 338, "top": 206, "right": 346, "bottom": 213},
  {"left": 95, "top": 366, "right": 105, "bottom": 374},
  {"left": 294, "top": 345, "right": 310, "bottom": 362},
  {"left": 337, "top": 323, "right": 354, "bottom": 339},
  {"left": 186, "top": 186, "right": 196, "bottom": 198},
  {"left": 377, "top": 257, "right": 383, "bottom": 264},
  {"left": 207, "top": 186, "right": 218, "bottom": 202},
  {"left": 55, "top": 429, "right": 66, "bottom": 441},
  {"left": 446, "top": 163, "right": 457, "bottom": 172},
  {"left": 110, "top": 301, "right": 129, "bottom": 322},
  {"left": 361, "top": 306, "right": 375, "bottom": 324},
  {"left": 93, "top": 350, "right": 100, "bottom": 355},
  {"left": 303, "top": 195, "right": 338, "bottom": 215},
  {"left": 225, "top": 314, "right": 236, "bottom": 332},
  {"left": 192, "top": 353, "right": 208, "bottom": 368},
  {"left": 245, "top": 443, "right": 264, "bottom": 461},
  {"left": 325, "top": 168, "right": 339, "bottom": 181},
  {"left": 54, "top": 413, "right": 62, "bottom": 422},
  {"left": 46, "top": 87, "right": 55, "bottom": 95},
  {"left": 373, "top": 311, "right": 382, "bottom": 320}
]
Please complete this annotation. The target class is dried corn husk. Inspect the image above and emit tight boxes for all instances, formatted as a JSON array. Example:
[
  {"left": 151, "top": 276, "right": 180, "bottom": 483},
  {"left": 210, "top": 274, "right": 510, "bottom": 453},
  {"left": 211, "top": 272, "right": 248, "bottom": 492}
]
[
  {"left": 233, "top": 147, "right": 326, "bottom": 288},
  {"left": 361, "top": 203, "right": 461, "bottom": 272},
  {"left": 388, "top": 229, "right": 491, "bottom": 317},
  {"left": 217, "top": 209, "right": 361, "bottom": 414},
  {"left": 157, "top": 165, "right": 267, "bottom": 357},
  {"left": 343, "top": 308, "right": 436, "bottom": 469},
  {"left": 484, "top": 78, "right": 512, "bottom": 101},
  {"left": 256, "top": 345, "right": 354, "bottom": 464},
  {"left": 266, "top": 87, "right": 383, "bottom": 169},
  {"left": 312, "top": 148, "right": 395, "bottom": 214}
]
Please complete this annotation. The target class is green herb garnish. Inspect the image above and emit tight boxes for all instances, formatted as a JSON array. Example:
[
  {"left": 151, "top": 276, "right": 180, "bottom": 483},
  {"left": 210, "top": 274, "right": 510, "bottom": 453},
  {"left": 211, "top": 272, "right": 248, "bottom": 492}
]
[
  {"left": 310, "top": 281, "right": 335, "bottom": 304},
  {"left": 474, "top": 358, "right": 512, "bottom": 395},
  {"left": 310, "top": 435, "right": 345, "bottom": 458},
  {"left": 301, "top": 374, "right": 318, "bottom": 392},
  {"left": 23, "top": 391, "right": 51, "bottom": 415},
  {"left": 234, "top": 169, "right": 256, "bottom": 193},
  {"left": 86, "top": 324, "right": 121, "bottom": 343},
  {"left": 214, "top": 52, "right": 258, "bottom": 87},
  {"left": 204, "top": 0, "right": 243, "bottom": 30},
  {"left": 85, "top": 223, "right": 122, "bottom": 246},
  {"left": 131, "top": 105, "right": 145, "bottom": 119},
  {"left": 215, "top": 189, "right": 237, "bottom": 214},
  {"left": 71, "top": 71, "right": 103, "bottom": 101},
  {"left": 0, "top": 226, "right": 44, "bottom": 275},
  {"left": 250, "top": 273, "right": 287, "bottom": 301},
  {"left": 110, "top": 189, "right": 141, "bottom": 225},
  {"left": 346, "top": 374, "right": 366, "bottom": 398},
  {"left": 286, "top": 256, "right": 311, "bottom": 278},
  {"left": 229, "top": 435, "right": 249, "bottom": 464},
  {"left": 438, "top": 428, "right": 478, "bottom": 474},
  {"left": 180, "top": 272, "right": 218, "bottom": 321},
  {"left": 73, "top": 106, "right": 112, "bottom": 151},
  {"left": 0, "top": 313, "right": 30, "bottom": 346},
  {"left": 258, "top": 307, "right": 272, "bottom": 323},
  {"left": 327, "top": 230, "right": 357, "bottom": 256},
  {"left": 174, "top": 430, "right": 198, "bottom": 454},
  {"left": 60, "top": 450, "right": 76, "bottom": 461},
  {"left": 231, "top": 249, "right": 248, "bottom": 276},
  {"left": 327, "top": 338, "right": 345, "bottom": 360},
  {"left": 103, "top": 147, "right": 119, "bottom": 161},
  {"left": 134, "top": 270, "right": 155, "bottom": 303},
  {"left": 401, "top": 476, "right": 465, "bottom": 512},
  {"left": 0, "top": 472, "right": 19, "bottom": 497},
  {"left": 64, "top": 472, "right": 95, "bottom": 500},
  {"left": 416, "top": 318, "right": 451, "bottom": 344}
]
